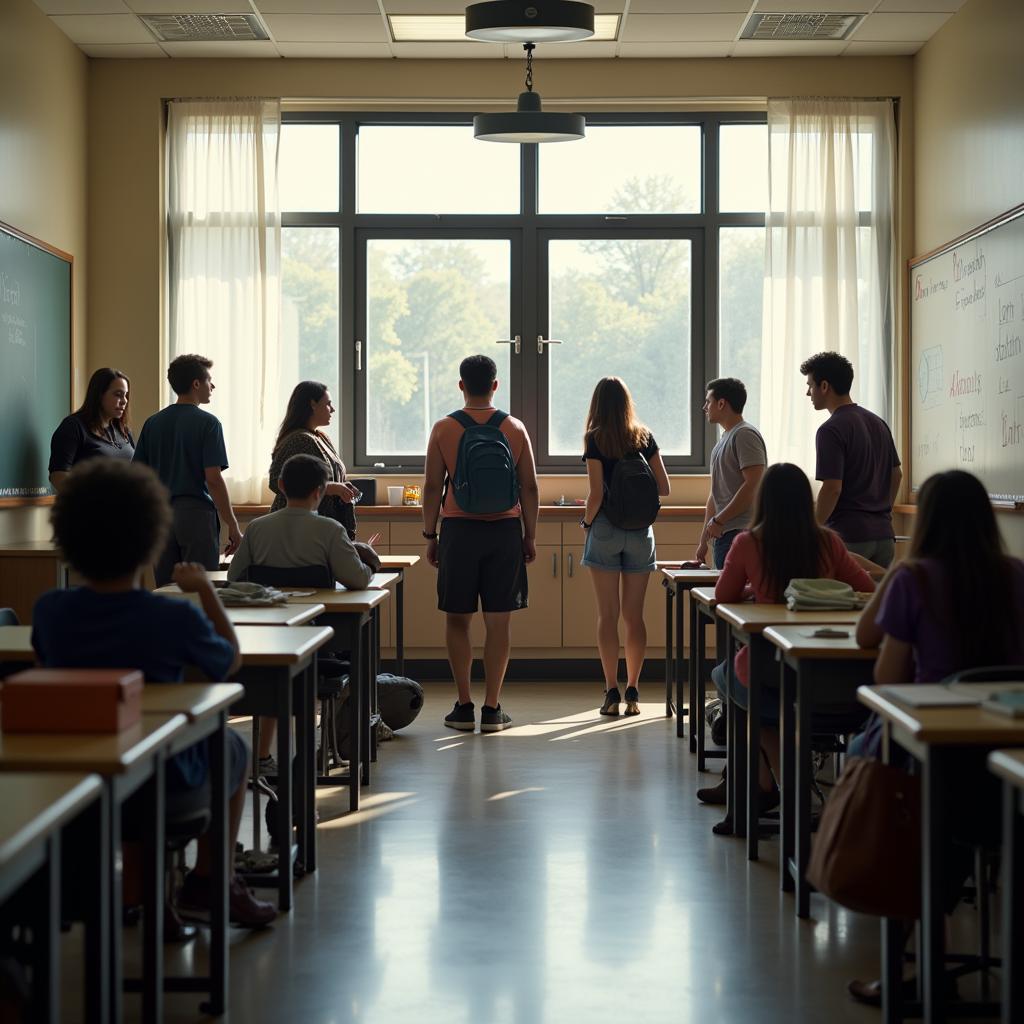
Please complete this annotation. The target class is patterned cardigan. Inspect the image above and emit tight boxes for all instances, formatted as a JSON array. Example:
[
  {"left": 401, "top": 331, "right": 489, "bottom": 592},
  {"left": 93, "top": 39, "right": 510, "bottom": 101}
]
[{"left": 268, "top": 430, "right": 357, "bottom": 539}]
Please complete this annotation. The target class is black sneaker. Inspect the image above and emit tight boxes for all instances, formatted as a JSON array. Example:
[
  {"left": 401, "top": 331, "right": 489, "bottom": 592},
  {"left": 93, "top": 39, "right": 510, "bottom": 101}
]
[
  {"left": 444, "top": 701, "right": 475, "bottom": 731},
  {"left": 480, "top": 704, "right": 512, "bottom": 733}
]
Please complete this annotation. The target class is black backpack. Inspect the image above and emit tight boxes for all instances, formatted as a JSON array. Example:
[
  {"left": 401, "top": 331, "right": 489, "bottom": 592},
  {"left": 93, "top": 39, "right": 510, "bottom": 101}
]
[
  {"left": 445, "top": 410, "right": 519, "bottom": 515},
  {"left": 603, "top": 450, "right": 660, "bottom": 530}
]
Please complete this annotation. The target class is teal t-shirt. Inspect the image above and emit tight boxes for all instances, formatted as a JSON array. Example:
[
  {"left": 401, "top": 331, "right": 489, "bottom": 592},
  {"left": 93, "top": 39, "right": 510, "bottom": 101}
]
[{"left": 133, "top": 404, "right": 228, "bottom": 505}]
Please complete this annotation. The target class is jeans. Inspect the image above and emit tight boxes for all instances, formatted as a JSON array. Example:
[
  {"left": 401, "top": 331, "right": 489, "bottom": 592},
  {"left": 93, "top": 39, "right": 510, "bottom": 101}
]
[{"left": 713, "top": 529, "right": 740, "bottom": 569}]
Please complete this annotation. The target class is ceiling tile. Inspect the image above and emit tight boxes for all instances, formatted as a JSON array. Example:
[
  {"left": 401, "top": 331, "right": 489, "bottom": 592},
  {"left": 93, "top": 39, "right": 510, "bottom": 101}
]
[
  {"left": 753, "top": 0, "right": 874, "bottom": 11},
  {"left": 843, "top": 40, "right": 923, "bottom": 54},
  {"left": 49, "top": 13, "right": 154, "bottom": 43},
  {"left": 850, "top": 11, "right": 953, "bottom": 40},
  {"left": 390, "top": 41, "right": 503, "bottom": 57},
  {"left": 621, "top": 14, "right": 745, "bottom": 42},
  {"left": 274, "top": 41, "right": 393, "bottom": 56},
  {"left": 158, "top": 39, "right": 280, "bottom": 56},
  {"left": 509, "top": 41, "right": 618, "bottom": 58},
  {"left": 630, "top": 1, "right": 749, "bottom": 11},
  {"left": 732, "top": 38, "right": 848, "bottom": 56},
  {"left": 124, "top": 0, "right": 257, "bottom": 11},
  {"left": 617, "top": 41, "right": 733, "bottom": 57},
  {"left": 34, "top": 0, "right": 128, "bottom": 13},
  {"left": 79, "top": 41, "right": 168, "bottom": 56},
  {"left": 262, "top": 13, "right": 387, "bottom": 42},
  {"left": 875, "top": 0, "right": 965, "bottom": 10},
  {"left": 256, "top": 0, "right": 378, "bottom": 12}
]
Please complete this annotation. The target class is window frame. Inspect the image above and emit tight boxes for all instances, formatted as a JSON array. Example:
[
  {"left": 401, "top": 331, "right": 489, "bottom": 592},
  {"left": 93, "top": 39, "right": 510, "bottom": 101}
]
[{"left": 280, "top": 110, "right": 768, "bottom": 474}]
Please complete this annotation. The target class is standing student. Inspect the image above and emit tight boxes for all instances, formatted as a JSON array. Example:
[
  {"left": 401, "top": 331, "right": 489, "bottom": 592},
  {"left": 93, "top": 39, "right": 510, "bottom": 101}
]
[
  {"left": 134, "top": 354, "right": 242, "bottom": 587},
  {"left": 48, "top": 367, "right": 135, "bottom": 491},
  {"left": 696, "top": 377, "right": 766, "bottom": 569},
  {"left": 422, "top": 354, "right": 539, "bottom": 734},
  {"left": 580, "top": 377, "right": 671, "bottom": 716},
  {"left": 801, "top": 351, "right": 902, "bottom": 567}
]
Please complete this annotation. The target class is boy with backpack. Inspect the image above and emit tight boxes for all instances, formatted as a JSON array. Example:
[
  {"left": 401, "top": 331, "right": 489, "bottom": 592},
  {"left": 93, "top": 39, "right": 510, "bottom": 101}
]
[{"left": 421, "top": 354, "right": 539, "bottom": 733}]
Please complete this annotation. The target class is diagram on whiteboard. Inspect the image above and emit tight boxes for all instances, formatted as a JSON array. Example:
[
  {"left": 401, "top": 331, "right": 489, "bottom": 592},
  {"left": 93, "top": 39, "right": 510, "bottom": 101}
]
[{"left": 918, "top": 345, "right": 943, "bottom": 408}]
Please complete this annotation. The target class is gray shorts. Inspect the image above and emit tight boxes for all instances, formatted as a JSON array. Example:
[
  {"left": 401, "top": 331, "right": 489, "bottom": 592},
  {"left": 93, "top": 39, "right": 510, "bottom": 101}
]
[
  {"left": 581, "top": 512, "right": 656, "bottom": 574},
  {"left": 155, "top": 496, "right": 220, "bottom": 588},
  {"left": 844, "top": 537, "right": 896, "bottom": 569}
]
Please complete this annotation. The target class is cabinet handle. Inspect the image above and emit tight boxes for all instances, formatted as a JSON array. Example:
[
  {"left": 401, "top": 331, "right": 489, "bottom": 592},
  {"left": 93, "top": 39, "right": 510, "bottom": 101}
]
[
  {"left": 552, "top": 552, "right": 557, "bottom": 577},
  {"left": 356, "top": 339, "right": 362, "bottom": 371},
  {"left": 568, "top": 552, "right": 574, "bottom": 578}
]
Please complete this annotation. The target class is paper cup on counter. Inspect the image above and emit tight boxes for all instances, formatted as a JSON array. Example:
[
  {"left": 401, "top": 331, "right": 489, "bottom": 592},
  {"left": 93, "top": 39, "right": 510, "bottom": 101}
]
[{"left": 387, "top": 485, "right": 405, "bottom": 506}]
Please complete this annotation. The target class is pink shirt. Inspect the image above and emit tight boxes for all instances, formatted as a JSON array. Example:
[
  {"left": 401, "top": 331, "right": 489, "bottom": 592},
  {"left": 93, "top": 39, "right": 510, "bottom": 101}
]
[{"left": 714, "top": 529, "right": 874, "bottom": 685}]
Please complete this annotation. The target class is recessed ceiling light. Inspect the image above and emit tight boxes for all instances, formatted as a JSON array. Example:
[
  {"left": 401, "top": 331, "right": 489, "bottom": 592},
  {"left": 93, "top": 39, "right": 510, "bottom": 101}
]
[{"left": 388, "top": 13, "right": 618, "bottom": 44}]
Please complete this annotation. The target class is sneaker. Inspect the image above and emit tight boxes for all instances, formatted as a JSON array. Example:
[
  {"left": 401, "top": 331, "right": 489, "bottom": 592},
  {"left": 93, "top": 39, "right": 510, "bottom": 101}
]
[
  {"left": 177, "top": 872, "right": 277, "bottom": 929},
  {"left": 599, "top": 687, "right": 621, "bottom": 716},
  {"left": 480, "top": 704, "right": 512, "bottom": 733},
  {"left": 257, "top": 755, "right": 277, "bottom": 777},
  {"left": 444, "top": 701, "right": 475, "bottom": 731},
  {"left": 696, "top": 778, "right": 728, "bottom": 805},
  {"left": 624, "top": 686, "right": 641, "bottom": 716}
]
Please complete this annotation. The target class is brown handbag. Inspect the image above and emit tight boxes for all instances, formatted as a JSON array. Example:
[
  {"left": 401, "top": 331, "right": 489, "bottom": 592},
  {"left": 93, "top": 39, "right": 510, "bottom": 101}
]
[{"left": 806, "top": 756, "right": 921, "bottom": 919}]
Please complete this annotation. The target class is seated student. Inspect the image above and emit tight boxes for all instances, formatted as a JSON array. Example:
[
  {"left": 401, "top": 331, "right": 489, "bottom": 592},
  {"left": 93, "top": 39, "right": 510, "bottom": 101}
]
[
  {"left": 31, "top": 459, "right": 275, "bottom": 929},
  {"left": 702, "top": 462, "right": 874, "bottom": 835},
  {"left": 228, "top": 453, "right": 380, "bottom": 588}
]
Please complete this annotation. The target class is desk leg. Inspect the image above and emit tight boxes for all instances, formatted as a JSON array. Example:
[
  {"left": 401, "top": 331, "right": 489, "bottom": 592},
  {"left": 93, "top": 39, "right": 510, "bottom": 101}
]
[
  {"left": 141, "top": 757, "right": 165, "bottom": 1024},
  {"left": 730, "top": 630, "right": 748, "bottom": 840},
  {"left": 675, "top": 586, "right": 685, "bottom": 734},
  {"left": 780, "top": 663, "right": 796, "bottom": 894},
  {"left": 27, "top": 834, "right": 60, "bottom": 1024},
  {"left": 205, "top": 712, "right": 228, "bottom": 1016},
  {"left": 370, "top": 609, "right": 380, "bottom": 764},
  {"left": 349, "top": 622, "right": 364, "bottom": 812},
  {"left": 746, "top": 635, "right": 768, "bottom": 860},
  {"left": 794, "top": 674, "right": 813, "bottom": 919},
  {"left": 108, "top": 780, "right": 123, "bottom": 1024},
  {"left": 79, "top": 789, "right": 110, "bottom": 1024},
  {"left": 276, "top": 675, "right": 294, "bottom": 911},
  {"left": 688, "top": 592, "right": 698, "bottom": 751},
  {"left": 362, "top": 618, "right": 373, "bottom": 786},
  {"left": 1004, "top": 785, "right": 1022, "bottom": 1024},
  {"left": 664, "top": 581, "right": 674, "bottom": 720},
  {"left": 396, "top": 572, "right": 405, "bottom": 678},
  {"left": 696, "top": 609, "right": 708, "bottom": 770},
  {"left": 921, "top": 750, "right": 949, "bottom": 1022},
  {"left": 298, "top": 658, "right": 317, "bottom": 875}
]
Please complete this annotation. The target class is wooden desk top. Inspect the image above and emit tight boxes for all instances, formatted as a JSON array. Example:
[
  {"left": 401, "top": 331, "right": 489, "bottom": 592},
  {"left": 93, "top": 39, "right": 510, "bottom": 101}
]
[
  {"left": 140, "top": 683, "right": 244, "bottom": 721},
  {"left": 660, "top": 568, "right": 721, "bottom": 586},
  {"left": 0, "top": 772, "right": 103, "bottom": 868},
  {"left": 762, "top": 625, "right": 878, "bottom": 660},
  {"left": 988, "top": 749, "right": 1024, "bottom": 790},
  {"left": 376, "top": 554, "right": 419, "bottom": 570},
  {"left": 0, "top": 626, "right": 33, "bottom": 660},
  {"left": 0, "top": 713, "right": 188, "bottom": 775},
  {"left": 0, "top": 541, "right": 61, "bottom": 558},
  {"left": 717, "top": 603, "right": 862, "bottom": 635},
  {"left": 369, "top": 572, "right": 400, "bottom": 590},
  {"left": 235, "top": 625, "right": 335, "bottom": 665},
  {"left": 285, "top": 588, "right": 389, "bottom": 613},
  {"left": 691, "top": 586, "right": 719, "bottom": 609},
  {"left": 858, "top": 686, "right": 1024, "bottom": 746}
]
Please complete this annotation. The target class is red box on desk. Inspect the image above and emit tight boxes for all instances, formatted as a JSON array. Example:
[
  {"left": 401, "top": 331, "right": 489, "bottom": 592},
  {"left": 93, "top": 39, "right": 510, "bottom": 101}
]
[{"left": 1, "top": 669, "right": 144, "bottom": 733}]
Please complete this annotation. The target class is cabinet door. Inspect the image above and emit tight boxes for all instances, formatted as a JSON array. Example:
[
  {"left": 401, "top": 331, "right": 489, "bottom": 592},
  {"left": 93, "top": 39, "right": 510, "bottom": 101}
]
[
  {"left": 514, "top": 546, "right": 562, "bottom": 648},
  {"left": 562, "top": 545, "right": 598, "bottom": 649}
]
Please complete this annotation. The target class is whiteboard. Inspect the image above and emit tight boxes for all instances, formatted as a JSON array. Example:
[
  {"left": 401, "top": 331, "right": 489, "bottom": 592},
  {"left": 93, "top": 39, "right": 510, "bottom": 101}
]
[{"left": 909, "top": 205, "right": 1024, "bottom": 502}]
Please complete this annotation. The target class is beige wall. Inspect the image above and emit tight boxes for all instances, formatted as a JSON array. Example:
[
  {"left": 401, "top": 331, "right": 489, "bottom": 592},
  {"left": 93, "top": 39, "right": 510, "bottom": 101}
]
[
  {"left": 913, "top": 0, "right": 1024, "bottom": 552},
  {"left": 0, "top": 0, "right": 88, "bottom": 542}
]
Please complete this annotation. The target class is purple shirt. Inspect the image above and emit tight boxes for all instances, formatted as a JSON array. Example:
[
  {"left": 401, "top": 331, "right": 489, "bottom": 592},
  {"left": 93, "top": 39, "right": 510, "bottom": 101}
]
[
  {"left": 814, "top": 404, "right": 900, "bottom": 542},
  {"left": 876, "top": 559, "right": 1024, "bottom": 681}
]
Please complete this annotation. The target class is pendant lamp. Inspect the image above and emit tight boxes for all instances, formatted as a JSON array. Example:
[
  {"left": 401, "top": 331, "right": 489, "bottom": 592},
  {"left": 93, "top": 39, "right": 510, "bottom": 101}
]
[
  {"left": 465, "top": 1, "right": 595, "bottom": 43},
  {"left": 473, "top": 43, "right": 585, "bottom": 144}
]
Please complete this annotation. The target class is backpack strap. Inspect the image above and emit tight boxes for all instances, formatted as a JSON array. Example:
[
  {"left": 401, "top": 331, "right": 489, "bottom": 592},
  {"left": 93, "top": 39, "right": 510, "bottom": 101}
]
[
  {"left": 486, "top": 411, "right": 509, "bottom": 428},
  {"left": 448, "top": 410, "right": 476, "bottom": 430}
]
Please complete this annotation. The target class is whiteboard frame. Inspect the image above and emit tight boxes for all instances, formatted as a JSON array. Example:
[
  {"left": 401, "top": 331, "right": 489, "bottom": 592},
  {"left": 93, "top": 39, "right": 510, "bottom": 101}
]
[
  {"left": 907, "top": 201, "right": 1024, "bottom": 506},
  {"left": 0, "top": 220, "right": 74, "bottom": 508}
]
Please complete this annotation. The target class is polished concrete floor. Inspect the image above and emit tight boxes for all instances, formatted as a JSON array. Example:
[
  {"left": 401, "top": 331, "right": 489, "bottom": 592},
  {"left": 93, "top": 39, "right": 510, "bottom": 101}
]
[{"left": 78, "top": 682, "right": 993, "bottom": 1022}]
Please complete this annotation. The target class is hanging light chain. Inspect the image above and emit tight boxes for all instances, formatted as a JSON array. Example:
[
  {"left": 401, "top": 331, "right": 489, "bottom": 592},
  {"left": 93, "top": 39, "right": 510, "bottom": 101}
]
[{"left": 523, "top": 42, "right": 535, "bottom": 92}]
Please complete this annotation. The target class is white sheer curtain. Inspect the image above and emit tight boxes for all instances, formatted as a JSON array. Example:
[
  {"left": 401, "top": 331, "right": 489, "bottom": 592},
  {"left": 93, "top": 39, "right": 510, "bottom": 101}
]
[
  {"left": 167, "top": 99, "right": 281, "bottom": 503},
  {"left": 759, "top": 99, "right": 897, "bottom": 477}
]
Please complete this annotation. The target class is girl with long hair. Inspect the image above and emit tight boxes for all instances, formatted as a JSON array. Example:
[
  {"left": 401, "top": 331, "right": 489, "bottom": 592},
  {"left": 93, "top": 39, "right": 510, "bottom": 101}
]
[
  {"left": 580, "top": 377, "right": 671, "bottom": 716},
  {"left": 703, "top": 463, "right": 874, "bottom": 833},
  {"left": 48, "top": 367, "right": 134, "bottom": 491}
]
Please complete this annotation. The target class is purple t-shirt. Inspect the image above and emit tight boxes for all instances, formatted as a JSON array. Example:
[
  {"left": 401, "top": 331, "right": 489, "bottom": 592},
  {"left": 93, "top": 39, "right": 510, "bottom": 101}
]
[
  {"left": 814, "top": 404, "right": 900, "bottom": 542},
  {"left": 875, "top": 559, "right": 1024, "bottom": 681}
]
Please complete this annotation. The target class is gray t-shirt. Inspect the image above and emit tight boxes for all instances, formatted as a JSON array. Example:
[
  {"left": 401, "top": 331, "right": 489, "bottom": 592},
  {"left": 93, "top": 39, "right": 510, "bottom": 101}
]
[{"left": 709, "top": 421, "right": 767, "bottom": 532}]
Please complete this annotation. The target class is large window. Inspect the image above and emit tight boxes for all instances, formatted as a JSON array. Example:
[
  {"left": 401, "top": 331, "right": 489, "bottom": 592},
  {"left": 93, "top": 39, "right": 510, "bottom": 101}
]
[{"left": 281, "top": 114, "right": 768, "bottom": 472}]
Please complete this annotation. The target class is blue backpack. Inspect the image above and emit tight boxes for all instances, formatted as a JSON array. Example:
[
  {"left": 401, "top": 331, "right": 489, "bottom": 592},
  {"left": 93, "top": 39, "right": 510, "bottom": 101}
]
[{"left": 445, "top": 410, "right": 519, "bottom": 515}]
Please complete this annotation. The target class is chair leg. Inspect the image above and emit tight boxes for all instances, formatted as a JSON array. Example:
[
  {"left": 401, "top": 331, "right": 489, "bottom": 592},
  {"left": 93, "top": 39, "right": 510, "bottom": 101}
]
[
  {"left": 251, "top": 717, "right": 261, "bottom": 851},
  {"left": 977, "top": 848, "right": 991, "bottom": 1003}
]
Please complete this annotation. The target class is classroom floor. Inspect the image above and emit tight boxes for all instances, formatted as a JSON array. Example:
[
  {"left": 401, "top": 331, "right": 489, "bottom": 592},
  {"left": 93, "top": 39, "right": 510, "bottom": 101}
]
[{"left": 77, "top": 681, "right": 997, "bottom": 1023}]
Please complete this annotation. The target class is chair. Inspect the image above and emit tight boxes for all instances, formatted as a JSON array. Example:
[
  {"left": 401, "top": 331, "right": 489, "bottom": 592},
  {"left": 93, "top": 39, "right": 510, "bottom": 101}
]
[
  {"left": 242, "top": 564, "right": 334, "bottom": 589},
  {"left": 945, "top": 664, "right": 1024, "bottom": 683},
  {"left": 0, "top": 608, "right": 19, "bottom": 626}
]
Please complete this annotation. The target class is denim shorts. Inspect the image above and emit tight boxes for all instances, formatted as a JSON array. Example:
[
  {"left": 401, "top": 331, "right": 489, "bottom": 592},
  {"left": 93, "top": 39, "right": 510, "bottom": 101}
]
[{"left": 581, "top": 512, "right": 656, "bottom": 574}]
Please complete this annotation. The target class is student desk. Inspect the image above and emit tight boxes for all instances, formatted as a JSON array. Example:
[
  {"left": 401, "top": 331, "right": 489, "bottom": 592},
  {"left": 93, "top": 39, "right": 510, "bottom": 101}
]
[
  {"left": 139, "top": 683, "right": 243, "bottom": 1017},
  {"left": 0, "top": 772, "right": 104, "bottom": 1024},
  {"left": 690, "top": 587, "right": 726, "bottom": 771},
  {"left": 375, "top": 554, "right": 419, "bottom": 676},
  {"left": 0, "top": 713, "right": 189, "bottom": 1024},
  {"left": 0, "top": 624, "right": 33, "bottom": 664},
  {"left": 716, "top": 604, "right": 863, "bottom": 860},
  {"left": 659, "top": 568, "right": 720, "bottom": 734},
  {"left": 150, "top": 590, "right": 327, "bottom": 628},
  {"left": 988, "top": 748, "right": 1024, "bottom": 1024},
  {"left": 857, "top": 687, "right": 1024, "bottom": 1024},
  {"left": 761, "top": 626, "right": 877, "bottom": 917},
  {"left": 234, "top": 626, "right": 334, "bottom": 911}
]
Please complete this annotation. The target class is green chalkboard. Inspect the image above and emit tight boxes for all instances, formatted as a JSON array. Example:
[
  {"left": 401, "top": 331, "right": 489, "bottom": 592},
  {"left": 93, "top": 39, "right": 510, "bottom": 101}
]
[{"left": 0, "top": 222, "right": 72, "bottom": 506}]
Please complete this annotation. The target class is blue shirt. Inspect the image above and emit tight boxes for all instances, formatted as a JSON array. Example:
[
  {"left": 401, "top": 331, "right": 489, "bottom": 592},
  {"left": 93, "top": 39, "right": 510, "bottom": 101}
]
[
  {"left": 31, "top": 588, "right": 235, "bottom": 788},
  {"left": 133, "top": 404, "right": 228, "bottom": 506}
]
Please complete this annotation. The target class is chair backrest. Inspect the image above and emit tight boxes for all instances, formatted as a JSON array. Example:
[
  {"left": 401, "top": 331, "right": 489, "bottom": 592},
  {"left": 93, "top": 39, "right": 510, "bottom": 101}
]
[
  {"left": 944, "top": 665, "right": 1024, "bottom": 683},
  {"left": 0, "top": 608, "right": 19, "bottom": 626},
  {"left": 244, "top": 564, "right": 333, "bottom": 589}
]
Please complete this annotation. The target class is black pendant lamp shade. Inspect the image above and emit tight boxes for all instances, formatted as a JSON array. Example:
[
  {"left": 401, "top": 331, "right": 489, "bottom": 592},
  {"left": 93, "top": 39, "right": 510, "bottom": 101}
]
[
  {"left": 473, "top": 42, "right": 585, "bottom": 143},
  {"left": 465, "top": 1, "right": 595, "bottom": 43}
]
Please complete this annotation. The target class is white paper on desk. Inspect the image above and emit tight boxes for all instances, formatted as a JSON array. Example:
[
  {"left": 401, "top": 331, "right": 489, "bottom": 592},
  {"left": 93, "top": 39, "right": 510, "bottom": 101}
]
[
  {"left": 881, "top": 684, "right": 983, "bottom": 707},
  {"left": 281, "top": 590, "right": 316, "bottom": 597}
]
